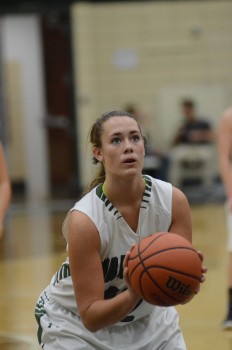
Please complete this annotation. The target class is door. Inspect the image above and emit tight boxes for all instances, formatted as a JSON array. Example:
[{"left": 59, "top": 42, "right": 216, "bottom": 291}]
[{"left": 41, "top": 11, "right": 79, "bottom": 199}]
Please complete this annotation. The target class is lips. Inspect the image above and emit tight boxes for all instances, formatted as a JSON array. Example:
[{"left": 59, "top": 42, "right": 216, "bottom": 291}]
[{"left": 123, "top": 158, "right": 136, "bottom": 163}]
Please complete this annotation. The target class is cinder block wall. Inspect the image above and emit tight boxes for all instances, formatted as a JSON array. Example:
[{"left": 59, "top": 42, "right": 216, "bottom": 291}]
[{"left": 71, "top": 1, "right": 232, "bottom": 187}]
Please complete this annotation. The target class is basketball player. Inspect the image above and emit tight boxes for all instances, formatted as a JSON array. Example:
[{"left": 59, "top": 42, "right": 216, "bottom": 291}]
[
  {"left": 0, "top": 142, "right": 11, "bottom": 238},
  {"left": 35, "top": 111, "right": 206, "bottom": 349},
  {"left": 218, "top": 106, "right": 232, "bottom": 330}
]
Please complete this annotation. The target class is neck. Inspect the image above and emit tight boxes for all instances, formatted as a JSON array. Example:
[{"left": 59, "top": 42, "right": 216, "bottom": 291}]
[{"left": 103, "top": 175, "right": 145, "bottom": 205}]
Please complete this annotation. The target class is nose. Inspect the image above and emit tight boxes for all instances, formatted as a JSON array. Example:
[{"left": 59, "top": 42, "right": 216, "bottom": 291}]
[{"left": 124, "top": 138, "right": 133, "bottom": 153}]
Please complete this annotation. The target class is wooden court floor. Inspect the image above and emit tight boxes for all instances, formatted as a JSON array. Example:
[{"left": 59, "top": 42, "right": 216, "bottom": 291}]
[{"left": 0, "top": 200, "right": 231, "bottom": 350}]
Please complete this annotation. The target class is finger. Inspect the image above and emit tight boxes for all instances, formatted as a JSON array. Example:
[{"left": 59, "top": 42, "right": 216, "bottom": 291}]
[{"left": 197, "top": 250, "right": 204, "bottom": 262}]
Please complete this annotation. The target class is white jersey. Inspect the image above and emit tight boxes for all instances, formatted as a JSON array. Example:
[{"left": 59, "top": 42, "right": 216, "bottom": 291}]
[{"left": 35, "top": 175, "right": 186, "bottom": 349}]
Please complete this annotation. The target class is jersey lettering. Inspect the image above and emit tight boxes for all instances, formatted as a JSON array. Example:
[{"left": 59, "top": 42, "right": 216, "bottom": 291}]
[
  {"left": 103, "top": 255, "right": 143, "bottom": 323},
  {"left": 102, "top": 255, "right": 125, "bottom": 282}
]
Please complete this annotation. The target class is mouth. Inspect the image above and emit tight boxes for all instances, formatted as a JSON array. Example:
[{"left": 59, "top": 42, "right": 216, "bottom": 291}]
[{"left": 123, "top": 158, "right": 136, "bottom": 164}]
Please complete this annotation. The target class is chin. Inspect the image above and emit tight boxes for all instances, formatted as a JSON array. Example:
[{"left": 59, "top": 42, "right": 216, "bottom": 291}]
[{"left": 124, "top": 169, "right": 141, "bottom": 177}]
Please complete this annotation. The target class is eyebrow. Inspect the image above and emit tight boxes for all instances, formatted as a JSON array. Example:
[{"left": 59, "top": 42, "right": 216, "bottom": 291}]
[{"left": 109, "top": 130, "right": 140, "bottom": 137}]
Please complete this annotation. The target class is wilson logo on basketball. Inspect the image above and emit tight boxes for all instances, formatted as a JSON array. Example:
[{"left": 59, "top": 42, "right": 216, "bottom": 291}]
[
  {"left": 166, "top": 276, "right": 192, "bottom": 297},
  {"left": 127, "top": 232, "right": 202, "bottom": 306}
]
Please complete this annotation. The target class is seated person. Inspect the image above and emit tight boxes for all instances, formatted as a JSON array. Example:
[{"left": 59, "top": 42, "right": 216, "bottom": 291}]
[
  {"left": 169, "top": 99, "right": 217, "bottom": 188},
  {"left": 173, "top": 99, "right": 215, "bottom": 146}
]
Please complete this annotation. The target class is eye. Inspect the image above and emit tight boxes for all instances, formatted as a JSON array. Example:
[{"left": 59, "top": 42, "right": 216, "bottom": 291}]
[
  {"left": 131, "top": 134, "right": 141, "bottom": 142},
  {"left": 111, "top": 137, "right": 121, "bottom": 144}
]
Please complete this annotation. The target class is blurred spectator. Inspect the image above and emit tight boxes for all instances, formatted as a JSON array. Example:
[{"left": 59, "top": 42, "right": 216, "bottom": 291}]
[
  {"left": 0, "top": 141, "right": 11, "bottom": 238},
  {"left": 173, "top": 99, "right": 215, "bottom": 146},
  {"left": 169, "top": 99, "right": 217, "bottom": 189}
]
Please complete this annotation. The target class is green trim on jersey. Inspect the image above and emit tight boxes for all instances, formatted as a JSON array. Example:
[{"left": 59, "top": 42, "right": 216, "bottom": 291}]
[
  {"left": 96, "top": 183, "right": 122, "bottom": 219},
  {"left": 96, "top": 175, "right": 152, "bottom": 211},
  {"left": 53, "top": 262, "right": 71, "bottom": 285}
]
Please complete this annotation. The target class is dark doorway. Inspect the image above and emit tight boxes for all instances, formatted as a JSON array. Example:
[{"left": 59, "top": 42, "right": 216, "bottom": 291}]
[{"left": 41, "top": 11, "right": 79, "bottom": 199}]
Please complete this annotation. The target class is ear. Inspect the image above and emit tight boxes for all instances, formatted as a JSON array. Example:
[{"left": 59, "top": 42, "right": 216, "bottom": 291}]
[{"left": 93, "top": 147, "right": 103, "bottom": 163}]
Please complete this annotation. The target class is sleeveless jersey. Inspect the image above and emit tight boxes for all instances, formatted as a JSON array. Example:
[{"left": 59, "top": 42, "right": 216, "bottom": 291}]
[{"left": 49, "top": 175, "right": 172, "bottom": 325}]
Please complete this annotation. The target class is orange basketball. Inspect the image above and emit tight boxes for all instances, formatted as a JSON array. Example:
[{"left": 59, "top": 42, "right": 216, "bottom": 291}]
[{"left": 127, "top": 232, "right": 202, "bottom": 306}]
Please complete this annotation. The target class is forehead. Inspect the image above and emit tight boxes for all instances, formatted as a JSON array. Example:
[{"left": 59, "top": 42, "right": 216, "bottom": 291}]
[{"left": 102, "top": 116, "right": 140, "bottom": 134}]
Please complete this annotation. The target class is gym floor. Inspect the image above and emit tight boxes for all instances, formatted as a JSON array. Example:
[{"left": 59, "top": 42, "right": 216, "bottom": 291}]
[{"left": 0, "top": 200, "right": 230, "bottom": 349}]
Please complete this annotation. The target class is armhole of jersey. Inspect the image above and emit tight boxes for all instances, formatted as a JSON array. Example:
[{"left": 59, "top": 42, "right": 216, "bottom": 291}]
[{"left": 62, "top": 209, "right": 74, "bottom": 240}]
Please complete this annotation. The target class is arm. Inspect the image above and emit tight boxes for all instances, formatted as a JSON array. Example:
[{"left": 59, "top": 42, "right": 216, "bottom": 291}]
[
  {"left": 0, "top": 144, "right": 11, "bottom": 237},
  {"left": 169, "top": 186, "right": 192, "bottom": 242},
  {"left": 66, "top": 211, "right": 140, "bottom": 332},
  {"left": 170, "top": 186, "right": 207, "bottom": 283},
  {"left": 218, "top": 108, "right": 232, "bottom": 210},
  {"left": 189, "top": 128, "right": 215, "bottom": 143}
]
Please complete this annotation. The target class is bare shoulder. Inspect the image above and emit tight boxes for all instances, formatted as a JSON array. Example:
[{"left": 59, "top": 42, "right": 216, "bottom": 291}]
[
  {"left": 221, "top": 106, "right": 232, "bottom": 126},
  {"left": 218, "top": 107, "right": 232, "bottom": 141},
  {"left": 171, "top": 186, "right": 191, "bottom": 222},
  {"left": 66, "top": 210, "right": 100, "bottom": 248},
  {"left": 170, "top": 186, "right": 192, "bottom": 242},
  {"left": 171, "top": 186, "right": 191, "bottom": 221},
  {"left": 68, "top": 209, "right": 93, "bottom": 227},
  {"left": 172, "top": 186, "right": 189, "bottom": 207}
]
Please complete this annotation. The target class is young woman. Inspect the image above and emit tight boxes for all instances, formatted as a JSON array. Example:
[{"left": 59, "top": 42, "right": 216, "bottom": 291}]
[
  {"left": 35, "top": 110, "right": 206, "bottom": 349},
  {"left": 218, "top": 106, "right": 232, "bottom": 329},
  {"left": 0, "top": 142, "right": 11, "bottom": 238}
]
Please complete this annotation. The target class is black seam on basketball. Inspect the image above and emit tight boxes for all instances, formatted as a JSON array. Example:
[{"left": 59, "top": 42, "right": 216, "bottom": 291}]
[
  {"left": 141, "top": 266, "right": 197, "bottom": 304},
  {"left": 137, "top": 233, "right": 165, "bottom": 255},
  {"left": 137, "top": 233, "right": 166, "bottom": 273},
  {"left": 139, "top": 269, "right": 181, "bottom": 303},
  {"left": 129, "top": 234, "right": 174, "bottom": 279},
  {"left": 129, "top": 246, "right": 199, "bottom": 279},
  {"left": 144, "top": 265, "right": 201, "bottom": 281},
  {"left": 141, "top": 246, "right": 199, "bottom": 262},
  {"left": 129, "top": 246, "right": 198, "bottom": 262},
  {"left": 133, "top": 234, "right": 165, "bottom": 298},
  {"left": 128, "top": 261, "right": 141, "bottom": 280}
]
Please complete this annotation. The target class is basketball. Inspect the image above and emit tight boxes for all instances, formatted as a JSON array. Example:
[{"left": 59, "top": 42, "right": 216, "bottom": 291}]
[{"left": 127, "top": 232, "right": 202, "bottom": 307}]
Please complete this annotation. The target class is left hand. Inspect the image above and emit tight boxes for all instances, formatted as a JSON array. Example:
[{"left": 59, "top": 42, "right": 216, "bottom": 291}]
[
  {"left": 123, "top": 244, "right": 139, "bottom": 296},
  {"left": 0, "top": 222, "right": 4, "bottom": 239},
  {"left": 197, "top": 250, "right": 207, "bottom": 283}
]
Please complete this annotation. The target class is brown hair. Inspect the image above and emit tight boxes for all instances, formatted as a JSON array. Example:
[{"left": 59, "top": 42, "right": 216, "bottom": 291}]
[
  {"left": 182, "top": 99, "right": 195, "bottom": 109},
  {"left": 87, "top": 110, "right": 143, "bottom": 191}
]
